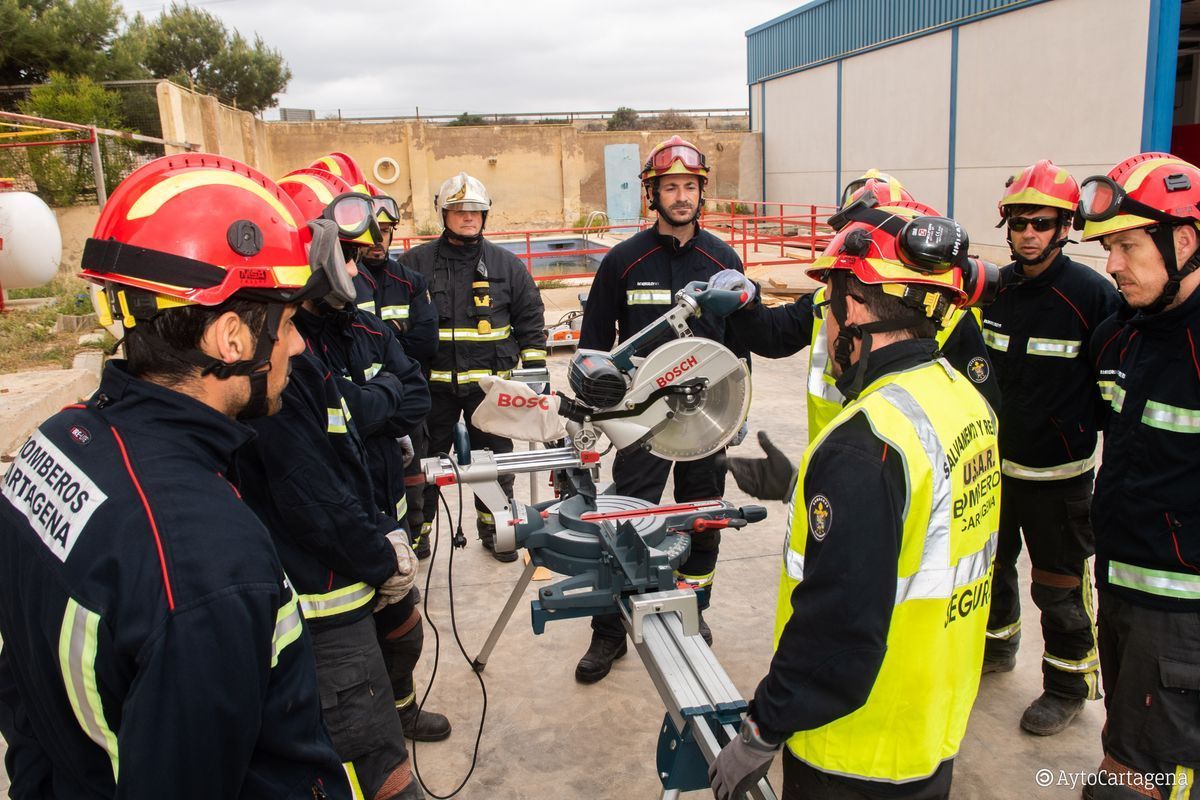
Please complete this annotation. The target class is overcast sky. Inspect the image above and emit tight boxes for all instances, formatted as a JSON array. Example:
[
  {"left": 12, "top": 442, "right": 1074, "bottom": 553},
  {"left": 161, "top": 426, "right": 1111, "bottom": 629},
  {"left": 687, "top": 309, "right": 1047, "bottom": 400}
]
[{"left": 118, "top": 0, "right": 801, "bottom": 119}]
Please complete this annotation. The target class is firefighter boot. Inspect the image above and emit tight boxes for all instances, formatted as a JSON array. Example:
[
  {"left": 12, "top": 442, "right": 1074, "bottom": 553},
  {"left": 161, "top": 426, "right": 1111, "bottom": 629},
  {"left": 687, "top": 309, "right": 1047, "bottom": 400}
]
[
  {"left": 1020, "top": 691, "right": 1085, "bottom": 736},
  {"left": 479, "top": 529, "right": 518, "bottom": 563},
  {"left": 574, "top": 632, "right": 628, "bottom": 684},
  {"left": 697, "top": 610, "right": 713, "bottom": 646},
  {"left": 413, "top": 523, "right": 431, "bottom": 561},
  {"left": 398, "top": 703, "right": 452, "bottom": 742}
]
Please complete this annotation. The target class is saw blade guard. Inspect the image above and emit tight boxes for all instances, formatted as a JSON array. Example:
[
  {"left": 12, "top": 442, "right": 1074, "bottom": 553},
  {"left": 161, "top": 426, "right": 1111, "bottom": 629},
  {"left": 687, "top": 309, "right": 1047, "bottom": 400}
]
[{"left": 594, "top": 338, "right": 750, "bottom": 461}]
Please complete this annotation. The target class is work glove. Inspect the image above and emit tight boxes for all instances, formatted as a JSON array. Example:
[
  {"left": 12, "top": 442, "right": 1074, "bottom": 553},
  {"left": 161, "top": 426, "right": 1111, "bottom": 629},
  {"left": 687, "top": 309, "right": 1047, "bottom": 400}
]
[
  {"left": 726, "top": 431, "right": 798, "bottom": 502},
  {"left": 398, "top": 435, "right": 415, "bottom": 467},
  {"left": 709, "top": 717, "right": 780, "bottom": 800},
  {"left": 709, "top": 269, "right": 757, "bottom": 307},
  {"left": 374, "top": 531, "right": 418, "bottom": 611},
  {"left": 729, "top": 421, "right": 750, "bottom": 448}
]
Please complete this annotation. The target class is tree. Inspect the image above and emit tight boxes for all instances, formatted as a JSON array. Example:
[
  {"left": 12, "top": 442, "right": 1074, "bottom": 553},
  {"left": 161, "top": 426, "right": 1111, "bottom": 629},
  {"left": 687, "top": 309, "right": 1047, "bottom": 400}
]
[
  {"left": 0, "top": 0, "right": 127, "bottom": 84},
  {"left": 607, "top": 107, "right": 639, "bottom": 131},
  {"left": 446, "top": 112, "right": 486, "bottom": 127},
  {"left": 7, "top": 73, "right": 135, "bottom": 205},
  {"left": 643, "top": 110, "right": 695, "bottom": 130},
  {"left": 137, "top": 4, "right": 290, "bottom": 113}
]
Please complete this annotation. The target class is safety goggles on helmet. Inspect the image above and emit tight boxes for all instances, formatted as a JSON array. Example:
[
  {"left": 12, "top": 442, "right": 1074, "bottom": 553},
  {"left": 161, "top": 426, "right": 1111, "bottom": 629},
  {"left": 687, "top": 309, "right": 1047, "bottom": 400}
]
[
  {"left": 322, "top": 192, "right": 382, "bottom": 246},
  {"left": 372, "top": 195, "right": 400, "bottom": 224},
  {"left": 1078, "top": 174, "right": 1198, "bottom": 228},
  {"left": 649, "top": 143, "right": 707, "bottom": 175}
]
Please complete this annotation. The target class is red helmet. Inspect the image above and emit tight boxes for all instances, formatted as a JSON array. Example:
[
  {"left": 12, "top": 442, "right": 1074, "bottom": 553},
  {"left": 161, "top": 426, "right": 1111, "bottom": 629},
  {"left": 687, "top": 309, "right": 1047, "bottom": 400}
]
[
  {"left": 640, "top": 136, "right": 708, "bottom": 184},
  {"left": 807, "top": 200, "right": 997, "bottom": 319},
  {"left": 1079, "top": 153, "right": 1200, "bottom": 241},
  {"left": 998, "top": 159, "right": 1079, "bottom": 220},
  {"left": 279, "top": 168, "right": 381, "bottom": 247},
  {"left": 364, "top": 180, "right": 400, "bottom": 225},
  {"left": 81, "top": 153, "right": 317, "bottom": 325},
  {"left": 308, "top": 152, "right": 368, "bottom": 192},
  {"left": 839, "top": 169, "right": 913, "bottom": 211}
]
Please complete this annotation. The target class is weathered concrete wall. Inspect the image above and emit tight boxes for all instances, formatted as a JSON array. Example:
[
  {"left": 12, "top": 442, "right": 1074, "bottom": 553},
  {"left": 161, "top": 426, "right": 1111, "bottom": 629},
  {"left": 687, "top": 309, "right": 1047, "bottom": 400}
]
[
  {"left": 153, "top": 84, "right": 761, "bottom": 235},
  {"left": 54, "top": 204, "right": 100, "bottom": 271}
]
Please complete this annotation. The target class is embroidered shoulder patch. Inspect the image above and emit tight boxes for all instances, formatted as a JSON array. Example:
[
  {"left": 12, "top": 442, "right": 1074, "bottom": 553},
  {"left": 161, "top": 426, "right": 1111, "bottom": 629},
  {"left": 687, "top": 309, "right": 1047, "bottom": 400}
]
[
  {"left": 808, "top": 494, "right": 832, "bottom": 541},
  {"left": 967, "top": 357, "right": 990, "bottom": 384}
]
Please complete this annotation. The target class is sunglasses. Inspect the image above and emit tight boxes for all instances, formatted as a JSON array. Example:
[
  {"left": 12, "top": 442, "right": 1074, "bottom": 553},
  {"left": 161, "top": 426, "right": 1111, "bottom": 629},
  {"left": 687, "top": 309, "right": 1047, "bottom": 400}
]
[{"left": 1007, "top": 216, "right": 1060, "bottom": 233}]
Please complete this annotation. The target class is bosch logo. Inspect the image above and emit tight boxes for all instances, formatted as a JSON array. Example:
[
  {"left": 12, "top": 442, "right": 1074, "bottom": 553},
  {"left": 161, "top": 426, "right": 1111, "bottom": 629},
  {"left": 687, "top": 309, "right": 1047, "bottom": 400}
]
[
  {"left": 496, "top": 393, "right": 551, "bottom": 410},
  {"left": 655, "top": 355, "right": 698, "bottom": 388}
]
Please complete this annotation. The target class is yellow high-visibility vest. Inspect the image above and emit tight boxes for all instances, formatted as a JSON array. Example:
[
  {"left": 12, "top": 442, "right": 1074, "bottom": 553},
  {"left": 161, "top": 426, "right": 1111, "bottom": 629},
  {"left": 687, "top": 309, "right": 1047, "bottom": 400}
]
[{"left": 779, "top": 357, "right": 1000, "bottom": 782}]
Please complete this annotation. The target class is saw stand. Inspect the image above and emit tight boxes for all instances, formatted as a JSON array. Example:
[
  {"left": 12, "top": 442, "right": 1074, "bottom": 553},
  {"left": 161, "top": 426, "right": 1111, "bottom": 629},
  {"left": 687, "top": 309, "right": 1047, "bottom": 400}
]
[{"left": 423, "top": 446, "right": 777, "bottom": 799}]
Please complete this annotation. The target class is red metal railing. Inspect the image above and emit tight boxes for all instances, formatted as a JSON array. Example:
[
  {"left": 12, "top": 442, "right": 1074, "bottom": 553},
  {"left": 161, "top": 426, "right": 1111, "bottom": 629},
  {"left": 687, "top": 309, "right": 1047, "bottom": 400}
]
[
  {"left": 393, "top": 223, "right": 649, "bottom": 283},
  {"left": 701, "top": 198, "right": 838, "bottom": 268},
  {"left": 390, "top": 199, "right": 835, "bottom": 283}
]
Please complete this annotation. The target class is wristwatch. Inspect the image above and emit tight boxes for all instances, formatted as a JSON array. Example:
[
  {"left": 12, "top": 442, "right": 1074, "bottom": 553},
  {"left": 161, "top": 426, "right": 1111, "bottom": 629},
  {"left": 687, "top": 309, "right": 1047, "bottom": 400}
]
[{"left": 739, "top": 716, "right": 781, "bottom": 752}]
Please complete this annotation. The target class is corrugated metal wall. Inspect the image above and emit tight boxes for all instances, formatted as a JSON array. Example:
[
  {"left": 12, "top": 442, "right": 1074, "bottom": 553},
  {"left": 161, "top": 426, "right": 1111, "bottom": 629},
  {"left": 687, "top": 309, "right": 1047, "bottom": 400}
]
[{"left": 746, "top": 0, "right": 1047, "bottom": 84}]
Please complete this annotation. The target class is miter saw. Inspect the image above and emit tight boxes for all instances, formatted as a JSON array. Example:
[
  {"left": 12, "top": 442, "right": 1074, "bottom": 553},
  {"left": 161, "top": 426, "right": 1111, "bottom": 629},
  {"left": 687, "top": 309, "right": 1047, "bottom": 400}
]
[{"left": 420, "top": 282, "right": 776, "bottom": 800}]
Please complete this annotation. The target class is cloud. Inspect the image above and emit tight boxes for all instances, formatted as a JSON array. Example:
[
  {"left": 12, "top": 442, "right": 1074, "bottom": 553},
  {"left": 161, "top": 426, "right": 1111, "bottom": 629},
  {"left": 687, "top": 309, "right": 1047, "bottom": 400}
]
[{"left": 121, "top": 0, "right": 796, "bottom": 117}]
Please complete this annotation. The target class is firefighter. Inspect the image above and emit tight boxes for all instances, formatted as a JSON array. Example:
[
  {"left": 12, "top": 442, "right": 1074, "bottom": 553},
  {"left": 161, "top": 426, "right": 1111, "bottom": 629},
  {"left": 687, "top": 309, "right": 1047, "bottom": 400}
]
[
  {"left": 1078, "top": 153, "right": 1200, "bottom": 799},
  {"left": 575, "top": 136, "right": 749, "bottom": 683},
  {"left": 981, "top": 160, "right": 1119, "bottom": 736},
  {"left": 723, "top": 173, "right": 999, "bottom": 504},
  {"left": 398, "top": 172, "right": 547, "bottom": 563},
  {"left": 0, "top": 154, "right": 350, "bottom": 797},
  {"left": 360, "top": 181, "right": 439, "bottom": 559},
  {"left": 710, "top": 203, "right": 1000, "bottom": 800},
  {"left": 280, "top": 165, "right": 451, "bottom": 744}
]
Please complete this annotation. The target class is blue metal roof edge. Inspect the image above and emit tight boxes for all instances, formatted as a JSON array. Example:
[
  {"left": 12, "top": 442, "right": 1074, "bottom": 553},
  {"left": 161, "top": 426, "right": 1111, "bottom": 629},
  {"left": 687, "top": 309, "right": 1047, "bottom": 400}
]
[
  {"left": 1142, "top": 0, "right": 1182, "bottom": 151},
  {"left": 745, "top": 0, "right": 1054, "bottom": 86},
  {"left": 745, "top": 0, "right": 838, "bottom": 36}
]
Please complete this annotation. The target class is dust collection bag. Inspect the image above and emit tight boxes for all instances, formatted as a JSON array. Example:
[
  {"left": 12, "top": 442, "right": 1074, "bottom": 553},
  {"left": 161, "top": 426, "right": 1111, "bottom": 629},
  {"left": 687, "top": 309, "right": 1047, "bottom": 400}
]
[{"left": 472, "top": 375, "right": 568, "bottom": 442}]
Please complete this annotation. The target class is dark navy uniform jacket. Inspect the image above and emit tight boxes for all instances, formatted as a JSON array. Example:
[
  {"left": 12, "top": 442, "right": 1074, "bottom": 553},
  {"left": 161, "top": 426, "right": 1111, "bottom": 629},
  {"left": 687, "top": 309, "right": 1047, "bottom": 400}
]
[
  {"left": 0, "top": 362, "right": 347, "bottom": 799},
  {"left": 579, "top": 225, "right": 749, "bottom": 358},
  {"left": 353, "top": 256, "right": 439, "bottom": 367},
  {"left": 233, "top": 348, "right": 399, "bottom": 631},
  {"left": 1091, "top": 288, "right": 1200, "bottom": 611},
  {"left": 984, "top": 255, "right": 1119, "bottom": 475},
  {"left": 296, "top": 307, "right": 431, "bottom": 521}
]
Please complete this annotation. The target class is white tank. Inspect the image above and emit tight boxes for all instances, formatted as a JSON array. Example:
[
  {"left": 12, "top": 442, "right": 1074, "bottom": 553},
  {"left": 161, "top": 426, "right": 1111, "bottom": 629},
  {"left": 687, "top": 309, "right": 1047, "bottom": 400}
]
[{"left": 0, "top": 192, "right": 63, "bottom": 289}]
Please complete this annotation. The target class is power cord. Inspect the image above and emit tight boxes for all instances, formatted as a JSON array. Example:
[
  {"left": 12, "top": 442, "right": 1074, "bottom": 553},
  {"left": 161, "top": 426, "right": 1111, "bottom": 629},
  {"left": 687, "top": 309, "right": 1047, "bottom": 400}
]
[{"left": 410, "top": 453, "right": 488, "bottom": 799}]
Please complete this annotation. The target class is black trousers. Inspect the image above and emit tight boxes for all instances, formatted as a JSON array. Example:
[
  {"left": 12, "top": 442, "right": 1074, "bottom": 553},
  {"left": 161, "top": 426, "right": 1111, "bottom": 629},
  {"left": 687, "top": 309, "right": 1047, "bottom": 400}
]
[
  {"left": 421, "top": 387, "right": 515, "bottom": 541},
  {"left": 985, "top": 472, "right": 1100, "bottom": 699},
  {"left": 592, "top": 444, "right": 726, "bottom": 639},
  {"left": 374, "top": 589, "right": 423, "bottom": 711},
  {"left": 311, "top": 616, "right": 413, "bottom": 799},
  {"left": 782, "top": 749, "right": 952, "bottom": 800},
  {"left": 1095, "top": 587, "right": 1200, "bottom": 797}
]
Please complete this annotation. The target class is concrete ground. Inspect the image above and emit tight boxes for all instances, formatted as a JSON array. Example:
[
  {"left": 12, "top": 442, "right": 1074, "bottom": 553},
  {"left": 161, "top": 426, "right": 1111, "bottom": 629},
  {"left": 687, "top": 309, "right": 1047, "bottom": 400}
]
[
  {"left": 389, "top": 345, "right": 1103, "bottom": 800},
  {"left": 0, "top": 301, "right": 1104, "bottom": 799}
]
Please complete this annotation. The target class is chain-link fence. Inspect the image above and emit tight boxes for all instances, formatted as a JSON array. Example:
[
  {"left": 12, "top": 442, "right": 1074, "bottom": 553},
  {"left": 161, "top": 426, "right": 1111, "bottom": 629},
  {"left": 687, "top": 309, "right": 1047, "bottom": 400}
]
[{"left": 0, "top": 81, "right": 165, "bottom": 207}]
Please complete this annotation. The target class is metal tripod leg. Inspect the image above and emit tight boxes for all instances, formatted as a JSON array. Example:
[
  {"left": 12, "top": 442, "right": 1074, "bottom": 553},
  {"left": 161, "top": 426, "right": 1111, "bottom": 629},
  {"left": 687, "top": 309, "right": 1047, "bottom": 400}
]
[{"left": 471, "top": 558, "right": 539, "bottom": 672}]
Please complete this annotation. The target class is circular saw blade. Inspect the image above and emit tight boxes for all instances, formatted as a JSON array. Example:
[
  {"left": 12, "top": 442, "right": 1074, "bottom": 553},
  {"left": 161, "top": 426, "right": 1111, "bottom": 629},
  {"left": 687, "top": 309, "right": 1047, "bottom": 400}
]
[{"left": 645, "top": 361, "right": 750, "bottom": 461}]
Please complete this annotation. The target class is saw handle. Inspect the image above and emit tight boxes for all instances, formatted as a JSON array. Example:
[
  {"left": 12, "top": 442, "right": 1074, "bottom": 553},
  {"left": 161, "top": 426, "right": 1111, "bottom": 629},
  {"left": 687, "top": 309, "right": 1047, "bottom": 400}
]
[{"left": 679, "top": 280, "right": 751, "bottom": 318}]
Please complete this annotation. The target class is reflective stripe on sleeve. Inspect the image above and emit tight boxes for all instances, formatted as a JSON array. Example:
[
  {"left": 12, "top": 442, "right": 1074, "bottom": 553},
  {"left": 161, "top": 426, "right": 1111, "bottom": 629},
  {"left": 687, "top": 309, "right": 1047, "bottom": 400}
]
[
  {"left": 1098, "top": 380, "right": 1115, "bottom": 403},
  {"left": 1142, "top": 400, "right": 1200, "bottom": 433},
  {"left": 363, "top": 362, "right": 383, "bottom": 381},
  {"left": 59, "top": 599, "right": 119, "bottom": 780},
  {"left": 1026, "top": 337, "right": 1081, "bottom": 358},
  {"left": 271, "top": 587, "right": 304, "bottom": 668},
  {"left": 327, "top": 397, "right": 352, "bottom": 434},
  {"left": 429, "top": 369, "right": 508, "bottom": 384},
  {"left": 356, "top": 300, "right": 376, "bottom": 313},
  {"left": 381, "top": 305, "right": 410, "bottom": 321},
  {"left": 521, "top": 349, "right": 547, "bottom": 362},
  {"left": 982, "top": 329, "right": 1010, "bottom": 352},
  {"left": 1111, "top": 384, "right": 1126, "bottom": 413}
]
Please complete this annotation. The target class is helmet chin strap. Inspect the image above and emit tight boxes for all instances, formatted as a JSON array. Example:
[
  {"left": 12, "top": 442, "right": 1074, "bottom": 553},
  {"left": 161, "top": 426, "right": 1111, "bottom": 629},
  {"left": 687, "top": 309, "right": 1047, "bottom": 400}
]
[
  {"left": 134, "top": 301, "right": 284, "bottom": 419},
  {"left": 830, "top": 285, "right": 931, "bottom": 398},
  {"left": 1144, "top": 224, "right": 1200, "bottom": 315}
]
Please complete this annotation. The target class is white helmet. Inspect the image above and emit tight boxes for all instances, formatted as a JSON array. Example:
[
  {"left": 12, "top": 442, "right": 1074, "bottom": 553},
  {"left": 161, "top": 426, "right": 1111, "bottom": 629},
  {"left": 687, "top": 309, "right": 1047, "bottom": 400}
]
[{"left": 436, "top": 172, "right": 491, "bottom": 214}]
